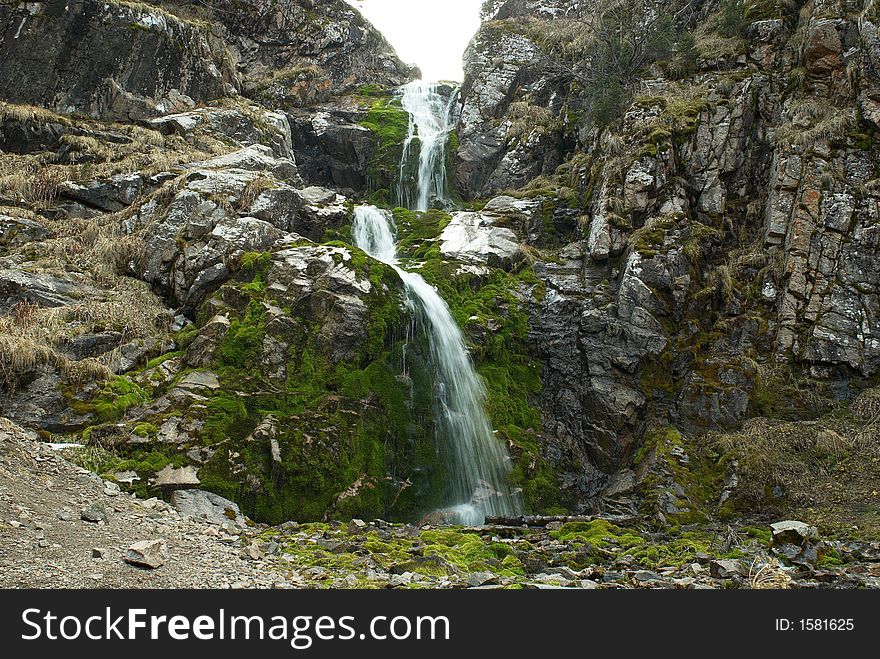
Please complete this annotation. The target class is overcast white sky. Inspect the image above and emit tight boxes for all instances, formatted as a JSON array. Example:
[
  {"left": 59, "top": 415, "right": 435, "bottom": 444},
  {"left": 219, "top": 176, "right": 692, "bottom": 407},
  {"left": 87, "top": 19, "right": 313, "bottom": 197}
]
[{"left": 344, "top": 0, "right": 484, "bottom": 81}]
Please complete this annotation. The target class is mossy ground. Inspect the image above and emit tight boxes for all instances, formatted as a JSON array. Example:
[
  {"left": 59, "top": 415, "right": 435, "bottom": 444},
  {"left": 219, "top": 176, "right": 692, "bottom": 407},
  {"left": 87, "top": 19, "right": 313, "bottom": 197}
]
[{"left": 258, "top": 517, "right": 780, "bottom": 588}]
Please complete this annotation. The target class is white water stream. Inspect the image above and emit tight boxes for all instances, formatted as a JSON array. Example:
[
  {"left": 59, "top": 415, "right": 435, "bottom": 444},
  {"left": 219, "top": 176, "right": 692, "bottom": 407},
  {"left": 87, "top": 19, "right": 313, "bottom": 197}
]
[
  {"left": 397, "top": 81, "right": 457, "bottom": 211},
  {"left": 352, "top": 205, "right": 521, "bottom": 524}
]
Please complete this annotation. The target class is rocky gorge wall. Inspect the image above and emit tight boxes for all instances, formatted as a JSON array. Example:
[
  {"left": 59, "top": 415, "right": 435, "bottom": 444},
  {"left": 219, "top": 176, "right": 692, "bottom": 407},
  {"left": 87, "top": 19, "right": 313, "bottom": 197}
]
[
  {"left": 449, "top": 0, "right": 880, "bottom": 522},
  {"left": 1, "top": 0, "right": 879, "bottom": 536}
]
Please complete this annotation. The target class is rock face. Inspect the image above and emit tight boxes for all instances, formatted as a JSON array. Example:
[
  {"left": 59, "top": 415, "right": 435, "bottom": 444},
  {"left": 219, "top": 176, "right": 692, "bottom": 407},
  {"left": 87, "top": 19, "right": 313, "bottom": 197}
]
[
  {"left": 132, "top": 145, "right": 350, "bottom": 310},
  {"left": 455, "top": 15, "right": 563, "bottom": 198},
  {"left": 2, "top": 0, "right": 880, "bottom": 534},
  {"left": 289, "top": 109, "right": 375, "bottom": 193},
  {"left": 0, "top": 0, "right": 236, "bottom": 120},
  {"left": 149, "top": 104, "right": 295, "bottom": 159},
  {"left": 207, "top": 0, "right": 415, "bottom": 99},
  {"left": 449, "top": 0, "right": 880, "bottom": 513},
  {"left": 0, "top": 0, "right": 412, "bottom": 121}
]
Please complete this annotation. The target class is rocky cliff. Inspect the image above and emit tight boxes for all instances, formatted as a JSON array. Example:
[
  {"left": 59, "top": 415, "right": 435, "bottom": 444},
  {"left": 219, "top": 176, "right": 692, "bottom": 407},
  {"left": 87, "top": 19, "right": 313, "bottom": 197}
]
[
  {"left": 450, "top": 0, "right": 880, "bottom": 525},
  {"left": 0, "top": 0, "right": 413, "bottom": 120},
  {"left": 1, "top": 0, "right": 879, "bottom": 552}
]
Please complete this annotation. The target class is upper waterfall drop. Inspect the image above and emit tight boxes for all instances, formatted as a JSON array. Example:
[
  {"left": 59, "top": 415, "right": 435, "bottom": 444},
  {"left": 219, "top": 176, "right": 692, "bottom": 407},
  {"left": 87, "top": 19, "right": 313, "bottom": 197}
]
[
  {"left": 397, "top": 81, "right": 458, "bottom": 211},
  {"left": 351, "top": 205, "right": 522, "bottom": 525}
]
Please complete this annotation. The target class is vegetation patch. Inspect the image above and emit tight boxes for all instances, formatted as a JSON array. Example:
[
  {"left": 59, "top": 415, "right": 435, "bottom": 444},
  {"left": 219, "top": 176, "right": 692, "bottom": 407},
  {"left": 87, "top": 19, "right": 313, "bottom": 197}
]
[{"left": 360, "top": 95, "right": 410, "bottom": 205}]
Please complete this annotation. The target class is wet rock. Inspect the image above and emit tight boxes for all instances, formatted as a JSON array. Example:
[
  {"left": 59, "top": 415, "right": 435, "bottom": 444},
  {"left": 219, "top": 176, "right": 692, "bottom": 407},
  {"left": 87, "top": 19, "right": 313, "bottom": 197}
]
[
  {"left": 125, "top": 539, "right": 168, "bottom": 569},
  {"left": 289, "top": 110, "right": 374, "bottom": 192}
]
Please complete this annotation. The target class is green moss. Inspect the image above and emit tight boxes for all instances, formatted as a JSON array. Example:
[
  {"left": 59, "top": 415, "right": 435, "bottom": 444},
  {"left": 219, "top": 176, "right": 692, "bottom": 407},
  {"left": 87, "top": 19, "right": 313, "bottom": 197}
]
[
  {"left": 742, "top": 526, "right": 773, "bottom": 546},
  {"left": 201, "top": 394, "right": 249, "bottom": 444},
  {"left": 357, "top": 84, "right": 389, "bottom": 98},
  {"left": 633, "top": 425, "right": 727, "bottom": 525},
  {"left": 551, "top": 520, "right": 646, "bottom": 552},
  {"left": 74, "top": 376, "right": 148, "bottom": 424},
  {"left": 217, "top": 300, "right": 266, "bottom": 370},
  {"left": 624, "top": 531, "right": 712, "bottom": 568},
  {"left": 818, "top": 547, "right": 844, "bottom": 567},
  {"left": 419, "top": 528, "right": 526, "bottom": 576},
  {"left": 751, "top": 364, "right": 822, "bottom": 420},
  {"left": 360, "top": 96, "right": 410, "bottom": 205},
  {"left": 132, "top": 422, "right": 158, "bottom": 437},
  {"left": 146, "top": 351, "right": 183, "bottom": 370},
  {"left": 392, "top": 207, "right": 452, "bottom": 254}
]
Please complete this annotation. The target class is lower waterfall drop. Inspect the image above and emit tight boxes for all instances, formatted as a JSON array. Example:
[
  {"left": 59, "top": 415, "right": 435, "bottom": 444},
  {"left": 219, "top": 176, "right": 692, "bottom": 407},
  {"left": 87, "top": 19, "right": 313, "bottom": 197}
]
[{"left": 352, "top": 205, "right": 522, "bottom": 525}]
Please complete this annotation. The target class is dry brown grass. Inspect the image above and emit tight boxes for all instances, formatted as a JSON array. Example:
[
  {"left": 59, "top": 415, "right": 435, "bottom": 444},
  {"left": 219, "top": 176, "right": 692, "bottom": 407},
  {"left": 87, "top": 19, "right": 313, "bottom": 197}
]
[
  {"left": 0, "top": 102, "right": 73, "bottom": 126},
  {"left": 851, "top": 387, "right": 880, "bottom": 451},
  {"left": 1, "top": 173, "right": 172, "bottom": 392},
  {"left": 775, "top": 99, "right": 856, "bottom": 147},
  {"left": 505, "top": 101, "right": 560, "bottom": 143},
  {"left": 748, "top": 557, "right": 792, "bottom": 589},
  {"left": 0, "top": 301, "right": 113, "bottom": 393},
  {"left": 236, "top": 175, "right": 274, "bottom": 211},
  {"left": 0, "top": 161, "right": 65, "bottom": 207},
  {"left": 0, "top": 101, "right": 226, "bottom": 187},
  {"left": 712, "top": 418, "right": 825, "bottom": 504}
]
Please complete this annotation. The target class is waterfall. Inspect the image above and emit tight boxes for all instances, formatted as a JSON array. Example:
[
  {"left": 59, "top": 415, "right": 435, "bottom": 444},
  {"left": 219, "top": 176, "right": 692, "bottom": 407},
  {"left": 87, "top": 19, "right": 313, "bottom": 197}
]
[
  {"left": 352, "top": 205, "right": 521, "bottom": 525},
  {"left": 397, "top": 81, "right": 457, "bottom": 211}
]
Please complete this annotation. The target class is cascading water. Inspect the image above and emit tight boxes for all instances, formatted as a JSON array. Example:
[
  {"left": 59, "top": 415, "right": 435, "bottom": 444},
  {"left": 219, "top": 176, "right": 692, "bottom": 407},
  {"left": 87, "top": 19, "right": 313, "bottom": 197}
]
[
  {"left": 352, "top": 205, "right": 521, "bottom": 525},
  {"left": 397, "top": 81, "right": 458, "bottom": 211}
]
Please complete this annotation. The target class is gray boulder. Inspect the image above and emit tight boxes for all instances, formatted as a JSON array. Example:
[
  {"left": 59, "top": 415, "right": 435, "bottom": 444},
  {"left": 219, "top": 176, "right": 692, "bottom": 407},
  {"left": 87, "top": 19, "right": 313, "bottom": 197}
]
[
  {"left": 125, "top": 539, "right": 168, "bottom": 569},
  {"left": 59, "top": 174, "right": 144, "bottom": 212},
  {"left": 0, "top": 214, "right": 49, "bottom": 247},
  {"left": 171, "top": 489, "right": 247, "bottom": 527},
  {"left": 0, "top": 269, "right": 93, "bottom": 308},
  {"left": 150, "top": 105, "right": 294, "bottom": 159},
  {"left": 771, "top": 521, "right": 819, "bottom": 547}
]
